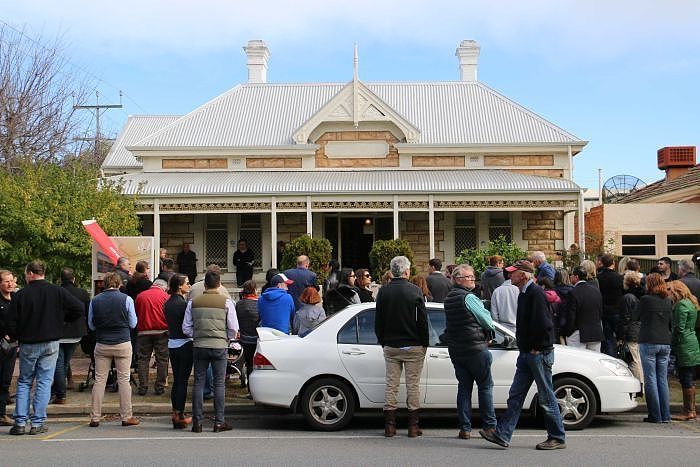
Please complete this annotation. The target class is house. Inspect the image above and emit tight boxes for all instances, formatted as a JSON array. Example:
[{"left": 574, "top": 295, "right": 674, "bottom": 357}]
[{"left": 102, "top": 40, "right": 587, "bottom": 284}]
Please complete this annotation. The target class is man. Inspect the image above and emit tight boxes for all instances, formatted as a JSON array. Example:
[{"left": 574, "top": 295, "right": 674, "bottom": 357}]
[
  {"left": 157, "top": 258, "right": 175, "bottom": 282},
  {"left": 443, "top": 264, "right": 497, "bottom": 440},
  {"left": 480, "top": 255, "right": 505, "bottom": 301},
  {"left": 189, "top": 264, "right": 231, "bottom": 301},
  {"left": 480, "top": 260, "right": 565, "bottom": 450},
  {"left": 531, "top": 251, "right": 555, "bottom": 282},
  {"left": 116, "top": 257, "right": 131, "bottom": 291},
  {"left": 183, "top": 270, "right": 239, "bottom": 433},
  {"left": 177, "top": 243, "right": 198, "bottom": 285},
  {"left": 656, "top": 257, "right": 678, "bottom": 282},
  {"left": 257, "top": 273, "right": 296, "bottom": 333},
  {"left": 158, "top": 248, "right": 167, "bottom": 273},
  {"left": 563, "top": 266, "right": 604, "bottom": 352},
  {"left": 134, "top": 279, "right": 169, "bottom": 396},
  {"left": 597, "top": 254, "right": 624, "bottom": 356},
  {"left": 5, "top": 261, "right": 84, "bottom": 435},
  {"left": 284, "top": 255, "right": 318, "bottom": 310},
  {"left": 0, "top": 270, "right": 17, "bottom": 426},
  {"left": 425, "top": 258, "right": 452, "bottom": 303},
  {"left": 678, "top": 259, "right": 700, "bottom": 301},
  {"left": 374, "top": 256, "right": 428, "bottom": 438},
  {"left": 232, "top": 239, "right": 254, "bottom": 287},
  {"left": 489, "top": 279, "right": 520, "bottom": 334},
  {"left": 51, "top": 268, "right": 90, "bottom": 404}
]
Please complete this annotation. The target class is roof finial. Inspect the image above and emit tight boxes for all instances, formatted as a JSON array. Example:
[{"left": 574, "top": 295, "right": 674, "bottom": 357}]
[{"left": 353, "top": 43, "right": 359, "bottom": 82}]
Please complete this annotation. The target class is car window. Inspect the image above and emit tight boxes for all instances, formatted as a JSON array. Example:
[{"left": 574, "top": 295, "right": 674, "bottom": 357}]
[
  {"left": 427, "top": 308, "right": 447, "bottom": 347},
  {"left": 337, "top": 316, "right": 358, "bottom": 344},
  {"left": 489, "top": 328, "right": 518, "bottom": 350},
  {"left": 337, "top": 309, "right": 378, "bottom": 345}
]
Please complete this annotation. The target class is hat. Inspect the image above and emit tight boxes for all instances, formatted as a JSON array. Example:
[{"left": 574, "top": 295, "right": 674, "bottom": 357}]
[
  {"left": 505, "top": 260, "right": 535, "bottom": 274},
  {"left": 270, "top": 273, "right": 294, "bottom": 286}
]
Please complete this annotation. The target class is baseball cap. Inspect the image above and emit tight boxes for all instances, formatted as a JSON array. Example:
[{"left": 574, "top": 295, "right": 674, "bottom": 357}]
[
  {"left": 505, "top": 260, "right": 535, "bottom": 274},
  {"left": 270, "top": 273, "right": 294, "bottom": 285}
]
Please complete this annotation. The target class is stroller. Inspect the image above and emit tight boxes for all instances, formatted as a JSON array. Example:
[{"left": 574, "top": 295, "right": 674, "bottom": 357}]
[
  {"left": 77, "top": 331, "right": 119, "bottom": 392},
  {"left": 226, "top": 340, "right": 246, "bottom": 388}
]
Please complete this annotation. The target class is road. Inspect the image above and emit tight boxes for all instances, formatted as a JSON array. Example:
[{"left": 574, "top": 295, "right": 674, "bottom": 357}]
[{"left": 2, "top": 410, "right": 698, "bottom": 465}]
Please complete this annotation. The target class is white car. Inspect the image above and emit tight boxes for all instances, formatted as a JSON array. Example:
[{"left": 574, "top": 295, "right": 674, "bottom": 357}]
[{"left": 249, "top": 303, "right": 640, "bottom": 431}]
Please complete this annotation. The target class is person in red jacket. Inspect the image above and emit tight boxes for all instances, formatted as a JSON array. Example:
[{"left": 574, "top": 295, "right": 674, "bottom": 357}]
[{"left": 134, "top": 279, "right": 170, "bottom": 396}]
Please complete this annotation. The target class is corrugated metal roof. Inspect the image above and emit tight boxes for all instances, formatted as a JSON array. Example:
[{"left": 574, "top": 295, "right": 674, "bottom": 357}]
[
  {"left": 103, "top": 116, "right": 180, "bottom": 168},
  {"left": 108, "top": 169, "right": 580, "bottom": 196},
  {"left": 131, "top": 82, "right": 583, "bottom": 149},
  {"left": 615, "top": 165, "right": 700, "bottom": 203}
]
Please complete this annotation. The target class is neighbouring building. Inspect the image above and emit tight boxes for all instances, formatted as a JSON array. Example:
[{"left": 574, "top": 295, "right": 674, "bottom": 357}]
[{"left": 102, "top": 40, "right": 587, "bottom": 285}]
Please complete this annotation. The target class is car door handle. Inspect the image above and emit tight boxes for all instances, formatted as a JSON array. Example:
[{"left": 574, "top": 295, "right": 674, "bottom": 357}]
[
  {"left": 428, "top": 353, "right": 450, "bottom": 359},
  {"left": 342, "top": 350, "right": 366, "bottom": 356}
]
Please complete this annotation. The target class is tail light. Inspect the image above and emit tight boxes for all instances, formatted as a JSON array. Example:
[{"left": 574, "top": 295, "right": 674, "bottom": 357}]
[{"left": 253, "top": 352, "right": 276, "bottom": 370}]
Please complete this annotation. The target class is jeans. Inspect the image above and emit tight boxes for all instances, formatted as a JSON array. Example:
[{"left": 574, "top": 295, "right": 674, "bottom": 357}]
[
  {"left": 13, "top": 341, "right": 60, "bottom": 426},
  {"left": 241, "top": 342, "right": 257, "bottom": 385},
  {"left": 169, "top": 342, "right": 193, "bottom": 412},
  {"left": 451, "top": 348, "right": 496, "bottom": 432},
  {"left": 601, "top": 314, "right": 620, "bottom": 357},
  {"left": 382, "top": 346, "right": 426, "bottom": 411},
  {"left": 204, "top": 364, "right": 214, "bottom": 397},
  {"left": 640, "top": 343, "right": 671, "bottom": 422},
  {"left": 0, "top": 348, "right": 17, "bottom": 416},
  {"left": 52, "top": 342, "right": 78, "bottom": 399},
  {"left": 496, "top": 351, "right": 565, "bottom": 443},
  {"left": 192, "top": 347, "right": 227, "bottom": 425}
]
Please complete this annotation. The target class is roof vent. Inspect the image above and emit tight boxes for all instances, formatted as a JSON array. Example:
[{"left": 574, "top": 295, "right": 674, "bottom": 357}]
[{"left": 243, "top": 40, "right": 270, "bottom": 84}]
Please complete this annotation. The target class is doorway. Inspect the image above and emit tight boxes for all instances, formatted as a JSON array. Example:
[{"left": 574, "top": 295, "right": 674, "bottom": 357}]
[{"left": 324, "top": 215, "right": 394, "bottom": 270}]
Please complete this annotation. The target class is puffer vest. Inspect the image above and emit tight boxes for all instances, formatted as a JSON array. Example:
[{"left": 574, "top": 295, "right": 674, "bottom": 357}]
[
  {"left": 443, "top": 285, "right": 489, "bottom": 357},
  {"left": 190, "top": 291, "right": 228, "bottom": 349}
]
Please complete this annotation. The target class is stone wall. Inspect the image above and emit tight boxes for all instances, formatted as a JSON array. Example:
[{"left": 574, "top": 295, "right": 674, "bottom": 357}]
[
  {"left": 246, "top": 158, "right": 302, "bottom": 169},
  {"left": 315, "top": 131, "right": 399, "bottom": 168},
  {"left": 400, "top": 212, "right": 445, "bottom": 274},
  {"left": 521, "top": 211, "right": 564, "bottom": 258},
  {"left": 412, "top": 156, "right": 465, "bottom": 167},
  {"left": 276, "top": 213, "right": 308, "bottom": 243},
  {"left": 160, "top": 214, "right": 195, "bottom": 258}
]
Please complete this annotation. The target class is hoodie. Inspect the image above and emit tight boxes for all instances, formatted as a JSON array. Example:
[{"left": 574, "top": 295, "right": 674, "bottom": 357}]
[
  {"left": 480, "top": 267, "right": 505, "bottom": 300},
  {"left": 257, "top": 287, "right": 296, "bottom": 334}
]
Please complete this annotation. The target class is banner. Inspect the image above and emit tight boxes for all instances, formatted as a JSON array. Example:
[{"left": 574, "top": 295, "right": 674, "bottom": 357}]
[{"left": 82, "top": 220, "right": 121, "bottom": 265}]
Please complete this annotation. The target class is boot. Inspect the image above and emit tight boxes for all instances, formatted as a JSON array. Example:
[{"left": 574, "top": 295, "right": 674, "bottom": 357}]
[
  {"left": 407, "top": 410, "right": 422, "bottom": 438},
  {"left": 688, "top": 387, "right": 697, "bottom": 420},
  {"left": 172, "top": 411, "right": 190, "bottom": 429},
  {"left": 672, "top": 388, "right": 694, "bottom": 421},
  {"left": 384, "top": 410, "right": 396, "bottom": 437}
]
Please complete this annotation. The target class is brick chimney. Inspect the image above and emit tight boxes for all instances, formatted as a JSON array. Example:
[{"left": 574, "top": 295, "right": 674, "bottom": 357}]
[
  {"left": 243, "top": 40, "right": 270, "bottom": 84},
  {"left": 455, "top": 40, "right": 480, "bottom": 82},
  {"left": 657, "top": 146, "right": 696, "bottom": 181}
]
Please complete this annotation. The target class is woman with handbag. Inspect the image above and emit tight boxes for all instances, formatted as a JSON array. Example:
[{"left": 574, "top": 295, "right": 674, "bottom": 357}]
[
  {"left": 618, "top": 271, "right": 645, "bottom": 387},
  {"left": 668, "top": 280, "right": 700, "bottom": 421}
]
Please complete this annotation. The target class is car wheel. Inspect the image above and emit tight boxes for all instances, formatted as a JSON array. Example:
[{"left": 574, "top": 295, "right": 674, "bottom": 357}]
[
  {"left": 301, "top": 378, "right": 356, "bottom": 431},
  {"left": 554, "top": 377, "right": 597, "bottom": 430}
]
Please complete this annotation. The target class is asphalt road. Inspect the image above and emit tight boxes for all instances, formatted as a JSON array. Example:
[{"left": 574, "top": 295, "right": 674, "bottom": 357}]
[{"left": 2, "top": 411, "right": 698, "bottom": 466}]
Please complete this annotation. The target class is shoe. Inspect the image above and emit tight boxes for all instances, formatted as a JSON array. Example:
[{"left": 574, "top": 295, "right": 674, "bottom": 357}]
[
  {"left": 154, "top": 387, "right": 165, "bottom": 396},
  {"left": 121, "top": 417, "right": 140, "bottom": 427},
  {"left": 245, "top": 394, "right": 253, "bottom": 400},
  {"left": 213, "top": 422, "right": 233, "bottom": 433},
  {"left": 407, "top": 410, "right": 422, "bottom": 438},
  {"left": 52, "top": 398, "right": 67, "bottom": 405},
  {"left": 643, "top": 417, "right": 661, "bottom": 423},
  {"left": 0, "top": 415, "right": 14, "bottom": 426},
  {"left": 28, "top": 425, "right": 48, "bottom": 435},
  {"left": 384, "top": 410, "right": 397, "bottom": 438},
  {"left": 536, "top": 438, "right": 566, "bottom": 450},
  {"left": 137, "top": 388, "right": 147, "bottom": 396},
  {"left": 89, "top": 421, "right": 100, "bottom": 428},
  {"left": 479, "top": 428, "right": 508, "bottom": 448},
  {"left": 192, "top": 424, "right": 203, "bottom": 433},
  {"left": 458, "top": 430, "right": 470, "bottom": 439},
  {"left": 9, "top": 424, "right": 25, "bottom": 436}
]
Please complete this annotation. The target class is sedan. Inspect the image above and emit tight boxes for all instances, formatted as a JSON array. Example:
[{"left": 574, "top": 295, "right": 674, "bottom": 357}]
[{"left": 249, "top": 303, "right": 640, "bottom": 431}]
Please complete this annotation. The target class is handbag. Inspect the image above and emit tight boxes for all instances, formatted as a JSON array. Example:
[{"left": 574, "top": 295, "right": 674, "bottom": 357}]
[
  {"left": 0, "top": 337, "right": 17, "bottom": 358},
  {"left": 615, "top": 341, "right": 633, "bottom": 364}
]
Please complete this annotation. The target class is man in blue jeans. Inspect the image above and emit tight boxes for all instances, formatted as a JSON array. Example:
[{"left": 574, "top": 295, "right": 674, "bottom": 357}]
[
  {"left": 5, "top": 261, "right": 84, "bottom": 435},
  {"left": 480, "top": 260, "right": 566, "bottom": 450}
]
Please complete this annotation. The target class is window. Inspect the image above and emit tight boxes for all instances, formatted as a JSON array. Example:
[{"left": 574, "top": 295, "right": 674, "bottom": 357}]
[
  {"left": 489, "top": 212, "right": 512, "bottom": 242},
  {"left": 337, "top": 310, "right": 377, "bottom": 345},
  {"left": 455, "top": 212, "right": 476, "bottom": 255},
  {"left": 205, "top": 214, "right": 228, "bottom": 269},
  {"left": 239, "top": 214, "right": 262, "bottom": 270},
  {"left": 621, "top": 234, "right": 656, "bottom": 256},
  {"left": 427, "top": 308, "right": 446, "bottom": 347},
  {"left": 667, "top": 234, "right": 700, "bottom": 256}
]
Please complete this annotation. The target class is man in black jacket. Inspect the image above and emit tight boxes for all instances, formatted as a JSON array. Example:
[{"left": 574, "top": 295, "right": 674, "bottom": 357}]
[
  {"left": 564, "top": 266, "right": 604, "bottom": 352},
  {"left": 0, "top": 270, "right": 17, "bottom": 426},
  {"left": 375, "top": 256, "right": 428, "bottom": 438},
  {"left": 232, "top": 239, "right": 254, "bottom": 287},
  {"left": 444, "top": 264, "right": 496, "bottom": 440},
  {"left": 426, "top": 258, "right": 452, "bottom": 303},
  {"left": 480, "top": 260, "right": 566, "bottom": 450},
  {"left": 597, "top": 254, "right": 624, "bottom": 356},
  {"left": 6, "top": 261, "right": 84, "bottom": 435}
]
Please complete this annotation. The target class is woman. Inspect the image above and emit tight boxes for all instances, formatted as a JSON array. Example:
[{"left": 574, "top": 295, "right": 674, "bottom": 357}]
[
  {"left": 163, "top": 274, "right": 193, "bottom": 429},
  {"left": 411, "top": 275, "right": 433, "bottom": 302},
  {"left": 236, "top": 280, "right": 259, "bottom": 388},
  {"left": 618, "top": 271, "right": 645, "bottom": 386},
  {"left": 88, "top": 272, "right": 139, "bottom": 427},
  {"left": 668, "top": 281, "right": 700, "bottom": 421},
  {"left": 323, "top": 268, "right": 360, "bottom": 315},
  {"left": 354, "top": 268, "right": 374, "bottom": 303},
  {"left": 580, "top": 259, "right": 599, "bottom": 289},
  {"left": 125, "top": 261, "right": 152, "bottom": 300},
  {"left": 323, "top": 260, "right": 341, "bottom": 293},
  {"left": 635, "top": 273, "right": 673, "bottom": 423},
  {"left": 294, "top": 287, "right": 326, "bottom": 335}
]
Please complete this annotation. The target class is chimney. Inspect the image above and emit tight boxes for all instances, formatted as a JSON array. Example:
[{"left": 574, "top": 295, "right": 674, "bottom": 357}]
[
  {"left": 243, "top": 40, "right": 270, "bottom": 84},
  {"left": 657, "top": 146, "right": 696, "bottom": 181},
  {"left": 455, "top": 40, "right": 480, "bottom": 82}
]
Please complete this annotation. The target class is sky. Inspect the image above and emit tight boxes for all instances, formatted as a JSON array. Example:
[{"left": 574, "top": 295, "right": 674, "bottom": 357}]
[{"left": 2, "top": 0, "right": 699, "bottom": 189}]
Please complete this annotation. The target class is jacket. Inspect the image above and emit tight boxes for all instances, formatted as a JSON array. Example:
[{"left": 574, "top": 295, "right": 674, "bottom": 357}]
[
  {"left": 284, "top": 267, "right": 318, "bottom": 310},
  {"left": 357, "top": 287, "right": 374, "bottom": 303},
  {"left": 258, "top": 287, "right": 295, "bottom": 333},
  {"left": 671, "top": 298, "right": 700, "bottom": 368},
  {"left": 444, "top": 285, "right": 490, "bottom": 357},
  {"left": 480, "top": 267, "right": 505, "bottom": 301},
  {"left": 426, "top": 272, "right": 453, "bottom": 303},
  {"left": 125, "top": 277, "right": 152, "bottom": 301},
  {"left": 597, "top": 268, "right": 624, "bottom": 317},
  {"left": 60, "top": 282, "right": 90, "bottom": 340},
  {"left": 164, "top": 294, "right": 189, "bottom": 340},
  {"left": 490, "top": 282, "right": 519, "bottom": 333},
  {"left": 323, "top": 284, "right": 360, "bottom": 315},
  {"left": 564, "top": 281, "right": 604, "bottom": 343},
  {"left": 7, "top": 279, "right": 84, "bottom": 343},
  {"left": 618, "top": 286, "right": 644, "bottom": 342},
  {"left": 374, "top": 278, "right": 428, "bottom": 348},
  {"left": 232, "top": 249, "right": 255, "bottom": 285},
  {"left": 189, "top": 291, "right": 229, "bottom": 349},
  {"left": 134, "top": 285, "right": 169, "bottom": 332},
  {"left": 235, "top": 295, "right": 259, "bottom": 343},
  {"left": 516, "top": 281, "right": 554, "bottom": 353},
  {"left": 89, "top": 289, "right": 135, "bottom": 345},
  {"left": 294, "top": 303, "right": 326, "bottom": 335},
  {"left": 635, "top": 294, "right": 673, "bottom": 345}
]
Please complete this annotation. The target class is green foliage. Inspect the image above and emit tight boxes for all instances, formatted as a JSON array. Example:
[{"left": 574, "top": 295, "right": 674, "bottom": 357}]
[
  {"left": 279, "top": 235, "right": 333, "bottom": 284},
  {"left": 455, "top": 235, "right": 528, "bottom": 278},
  {"left": 368, "top": 238, "right": 416, "bottom": 280},
  {"left": 0, "top": 161, "right": 140, "bottom": 286}
]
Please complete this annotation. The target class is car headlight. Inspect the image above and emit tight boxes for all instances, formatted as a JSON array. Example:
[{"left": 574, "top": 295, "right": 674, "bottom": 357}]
[{"left": 600, "top": 359, "right": 633, "bottom": 377}]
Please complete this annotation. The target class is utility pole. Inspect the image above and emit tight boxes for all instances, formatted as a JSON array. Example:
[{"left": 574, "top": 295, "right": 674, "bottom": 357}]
[
  {"left": 598, "top": 168, "right": 603, "bottom": 204},
  {"left": 74, "top": 91, "right": 123, "bottom": 159}
]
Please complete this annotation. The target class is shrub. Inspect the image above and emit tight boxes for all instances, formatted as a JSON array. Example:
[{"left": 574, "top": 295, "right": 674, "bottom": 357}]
[
  {"left": 455, "top": 235, "right": 528, "bottom": 278},
  {"left": 279, "top": 235, "right": 332, "bottom": 284},
  {"left": 368, "top": 239, "right": 416, "bottom": 280}
]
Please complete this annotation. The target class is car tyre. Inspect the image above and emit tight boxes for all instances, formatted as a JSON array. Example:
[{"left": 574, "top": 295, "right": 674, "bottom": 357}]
[
  {"left": 301, "top": 378, "right": 356, "bottom": 431},
  {"left": 553, "top": 377, "right": 597, "bottom": 430}
]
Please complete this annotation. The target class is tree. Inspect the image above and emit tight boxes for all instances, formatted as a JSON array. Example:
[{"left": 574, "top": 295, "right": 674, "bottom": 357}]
[
  {"left": 0, "top": 25, "right": 91, "bottom": 169},
  {"left": 0, "top": 161, "right": 140, "bottom": 285},
  {"left": 455, "top": 235, "right": 528, "bottom": 278},
  {"left": 368, "top": 239, "right": 416, "bottom": 281},
  {"left": 279, "top": 235, "right": 333, "bottom": 284}
]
